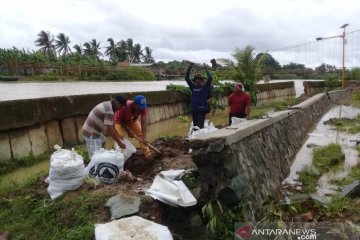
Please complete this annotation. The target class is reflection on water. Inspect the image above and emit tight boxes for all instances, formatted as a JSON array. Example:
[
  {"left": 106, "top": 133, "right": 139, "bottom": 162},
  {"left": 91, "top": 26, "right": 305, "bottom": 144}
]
[
  {"left": 0, "top": 109, "right": 229, "bottom": 187},
  {"left": 285, "top": 105, "right": 360, "bottom": 196}
]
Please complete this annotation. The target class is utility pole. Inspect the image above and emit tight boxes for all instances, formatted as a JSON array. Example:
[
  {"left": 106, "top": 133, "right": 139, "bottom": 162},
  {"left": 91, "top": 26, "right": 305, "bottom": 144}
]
[{"left": 316, "top": 23, "right": 349, "bottom": 88}]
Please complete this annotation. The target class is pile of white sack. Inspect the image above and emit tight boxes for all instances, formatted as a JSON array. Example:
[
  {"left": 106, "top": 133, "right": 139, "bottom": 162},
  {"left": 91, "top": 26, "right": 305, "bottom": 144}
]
[
  {"left": 46, "top": 145, "right": 85, "bottom": 199},
  {"left": 187, "top": 120, "right": 218, "bottom": 140},
  {"left": 85, "top": 139, "right": 137, "bottom": 184}
]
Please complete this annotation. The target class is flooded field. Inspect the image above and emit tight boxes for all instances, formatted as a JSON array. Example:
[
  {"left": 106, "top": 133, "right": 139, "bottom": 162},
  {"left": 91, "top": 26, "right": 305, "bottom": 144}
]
[{"left": 285, "top": 104, "right": 360, "bottom": 196}]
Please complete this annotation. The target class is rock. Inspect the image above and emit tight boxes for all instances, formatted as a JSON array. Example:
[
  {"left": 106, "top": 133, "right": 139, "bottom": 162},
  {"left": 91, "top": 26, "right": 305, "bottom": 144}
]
[
  {"left": 301, "top": 211, "right": 314, "bottom": 221},
  {"left": 306, "top": 143, "right": 321, "bottom": 148},
  {"left": 0, "top": 231, "right": 10, "bottom": 240},
  {"left": 310, "top": 193, "right": 330, "bottom": 205},
  {"left": 105, "top": 193, "right": 141, "bottom": 220},
  {"left": 340, "top": 180, "right": 360, "bottom": 198}
]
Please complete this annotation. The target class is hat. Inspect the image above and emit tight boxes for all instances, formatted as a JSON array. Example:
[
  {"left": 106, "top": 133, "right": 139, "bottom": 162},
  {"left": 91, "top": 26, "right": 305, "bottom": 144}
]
[
  {"left": 234, "top": 83, "right": 245, "bottom": 91},
  {"left": 134, "top": 95, "right": 147, "bottom": 110}
]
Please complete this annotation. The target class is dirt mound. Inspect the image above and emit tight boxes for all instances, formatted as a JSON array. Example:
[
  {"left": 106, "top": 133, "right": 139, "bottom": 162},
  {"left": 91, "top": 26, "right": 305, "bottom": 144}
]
[{"left": 124, "top": 136, "right": 193, "bottom": 180}]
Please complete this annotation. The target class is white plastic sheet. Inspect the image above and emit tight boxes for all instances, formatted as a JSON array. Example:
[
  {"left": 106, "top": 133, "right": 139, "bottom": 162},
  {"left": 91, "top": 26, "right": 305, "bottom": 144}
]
[
  {"left": 95, "top": 216, "right": 173, "bottom": 240},
  {"left": 85, "top": 148, "right": 124, "bottom": 184},
  {"left": 46, "top": 145, "right": 85, "bottom": 199},
  {"left": 187, "top": 120, "right": 218, "bottom": 140},
  {"left": 146, "top": 169, "right": 197, "bottom": 207}
]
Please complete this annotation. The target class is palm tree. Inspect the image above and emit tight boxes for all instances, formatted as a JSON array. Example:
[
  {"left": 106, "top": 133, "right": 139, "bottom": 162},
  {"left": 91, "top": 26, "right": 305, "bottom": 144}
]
[
  {"left": 132, "top": 43, "right": 142, "bottom": 63},
  {"left": 126, "top": 38, "right": 134, "bottom": 61},
  {"left": 88, "top": 39, "right": 103, "bottom": 58},
  {"left": 73, "top": 44, "right": 83, "bottom": 54},
  {"left": 34, "top": 30, "right": 56, "bottom": 57},
  {"left": 143, "top": 47, "right": 155, "bottom": 63},
  {"left": 105, "top": 38, "right": 118, "bottom": 62},
  {"left": 223, "top": 45, "right": 267, "bottom": 104},
  {"left": 117, "top": 40, "right": 128, "bottom": 62},
  {"left": 55, "top": 33, "right": 71, "bottom": 56}
]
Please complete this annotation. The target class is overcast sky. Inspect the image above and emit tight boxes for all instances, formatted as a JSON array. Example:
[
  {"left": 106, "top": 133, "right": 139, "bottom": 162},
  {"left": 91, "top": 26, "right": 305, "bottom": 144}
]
[{"left": 1, "top": 0, "right": 359, "bottom": 64}]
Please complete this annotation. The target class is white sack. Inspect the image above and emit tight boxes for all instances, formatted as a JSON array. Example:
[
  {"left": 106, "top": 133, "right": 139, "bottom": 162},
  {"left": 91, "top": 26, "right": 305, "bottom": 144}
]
[
  {"left": 146, "top": 169, "right": 197, "bottom": 207},
  {"left": 46, "top": 145, "right": 85, "bottom": 199},
  {"left": 114, "top": 138, "right": 136, "bottom": 161},
  {"left": 95, "top": 216, "right": 173, "bottom": 240},
  {"left": 187, "top": 120, "right": 218, "bottom": 140},
  {"left": 85, "top": 148, "right": 124, "bottom": 184},
  {"left": 231, "top": 117, "right": 247, "bottom": 126}
]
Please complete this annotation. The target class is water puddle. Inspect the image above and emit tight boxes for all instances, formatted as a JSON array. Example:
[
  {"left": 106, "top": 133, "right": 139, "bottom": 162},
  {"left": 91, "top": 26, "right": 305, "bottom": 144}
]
[{"left": 285, "top": 105, "right": 360, "bottom": 196}]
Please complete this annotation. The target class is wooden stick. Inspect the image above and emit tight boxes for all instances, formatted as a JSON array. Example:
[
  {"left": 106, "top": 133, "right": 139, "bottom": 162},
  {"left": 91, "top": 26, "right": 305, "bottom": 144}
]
[{"left": 126, "top": 127, "right": 162, "bottom": 154}]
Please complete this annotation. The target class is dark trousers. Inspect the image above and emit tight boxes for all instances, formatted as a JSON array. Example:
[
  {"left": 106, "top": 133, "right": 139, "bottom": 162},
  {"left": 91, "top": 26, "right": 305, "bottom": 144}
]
[
  {"left": 229, "top": 112, "right": 247, "bottom": 125},
  {"left": 192, "top": 111, "right": 206, "bottom": 129}
]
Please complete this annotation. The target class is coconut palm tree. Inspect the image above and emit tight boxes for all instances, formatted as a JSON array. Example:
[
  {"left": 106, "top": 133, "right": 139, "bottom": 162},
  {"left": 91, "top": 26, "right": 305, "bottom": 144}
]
[
  {"left": 117, "top": 40, "right": 128, "bottom": 62},
  {"left": 143, "top": 46, "right": 155, "bottom": 63},
  {"left": 73, "top": 44, "right": 83, "bottom": 54},
  {"left": 34, "top": 30, "right": 56, "bottom": 57},
  {"left": 132, "top": 43, "right": 143, "bottom": 63},
  {"left": 126, "top": 38, "right": 134, "bottom": 62},
  {"left": 105, "top": 38, "right": 118, "bottom": 62},
  {"left": 88, "top": 39, "right": 103, "bottom": 58},
  {"left": 55, "top": 33, "right": 71, "bottom": 56},
  {"left": 223, "top": 45, "right": 267, "bottom": 104}
]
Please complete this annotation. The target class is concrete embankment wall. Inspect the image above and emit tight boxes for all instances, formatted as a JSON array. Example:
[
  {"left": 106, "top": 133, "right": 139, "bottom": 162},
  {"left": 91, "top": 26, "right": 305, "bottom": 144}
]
[
  {"left": 0, "top": 82, "right": 294, "bottom": 161},
  {"left": 190, "top": 89, "right": 350, "bottom": 217}
]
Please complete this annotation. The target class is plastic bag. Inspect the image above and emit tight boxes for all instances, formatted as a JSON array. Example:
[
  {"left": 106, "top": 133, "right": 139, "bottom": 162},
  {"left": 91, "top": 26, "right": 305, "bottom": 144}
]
[
  {"left": 46, "top": 145, "right": 85, "bottom": 199},
  {"left": 231, "top": 117, "right": 247, "bottom": 126},
  {"left": 85, "top": 148, "right": 124, "bottom": 184},
  {"left": 114, "top": 138, "right": 136, "bottom": 161},
  {"left": 187, "top": 120, "right": 218, "bottom": 140}
]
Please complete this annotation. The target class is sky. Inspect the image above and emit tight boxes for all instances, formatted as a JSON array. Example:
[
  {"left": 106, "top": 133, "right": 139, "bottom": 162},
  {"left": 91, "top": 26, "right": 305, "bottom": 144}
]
[{"left": 1, "top": 0, "right": 360, "bottom": 66}]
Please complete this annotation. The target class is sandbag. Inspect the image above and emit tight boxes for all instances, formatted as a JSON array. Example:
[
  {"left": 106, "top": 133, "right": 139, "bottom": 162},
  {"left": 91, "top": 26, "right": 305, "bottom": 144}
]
[
  {"left": 46, "top": 145, "right": 85, "bottom": 199},
  {"left": 85, "top": 148, "right": 124, "bottom": 184},
  {"left": 188, "top": 120, "right": 218, "bottom": 140},
  {"left": 95, "top": 216, "right": 173, "bottom": 240},
  {"left": 114, "top": 138, "right": 136, "bottom": 161},
  {"left": 231, "top": 117, "right": 247, "bottom": 125}
]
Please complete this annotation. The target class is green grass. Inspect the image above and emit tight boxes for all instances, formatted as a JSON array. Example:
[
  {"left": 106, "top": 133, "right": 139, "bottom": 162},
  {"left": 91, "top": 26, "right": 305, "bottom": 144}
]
[
  {"left": 351, "top": 89, "right": 360, "bottom": 107},
  {"left": 0, "top": 178, "right": 111, "bottom": 240},
  {"left": 324, "top": 115, "right": 360, "bottom": 134},
  {"left": 299, "top": 144, "right": 344, "bottom": 193},
  {"left": 0, "top": 153, "right": 50, "bottom": 175}
]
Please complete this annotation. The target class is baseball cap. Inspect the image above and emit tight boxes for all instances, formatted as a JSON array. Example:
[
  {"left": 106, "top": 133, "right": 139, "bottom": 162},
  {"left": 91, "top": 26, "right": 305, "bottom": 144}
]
[
  {"left": 134, "top": 95, "right": 147, "bottom": 110},
  {"left": 234, "top": 83, "right": 245, "bottom": 91}
]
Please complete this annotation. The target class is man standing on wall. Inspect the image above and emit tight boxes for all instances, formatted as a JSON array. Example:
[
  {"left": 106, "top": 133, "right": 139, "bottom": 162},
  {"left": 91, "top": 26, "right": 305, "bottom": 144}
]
[
  {"left": 114, "top": 95, "right": 151, "bottom": 158},
  {"left": 185, "top": 62, "right": 213, "bottom": 129},
  {"left": 82, "top": 97, "right": 126, "bottom": 159},
  {"left": 228, "top": 83, "right": 251, "bottom": 125}
]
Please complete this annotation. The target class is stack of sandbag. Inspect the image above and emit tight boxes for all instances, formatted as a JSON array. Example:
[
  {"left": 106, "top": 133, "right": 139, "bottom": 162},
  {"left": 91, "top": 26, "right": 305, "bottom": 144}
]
[
  {"left": 46, "top": 145, "right": 85, "bottom": 199},
  {"left": 187, "top": 120, "right": 218, "bottom": 140},
  {"left": 85, "top": 149, "right": 124, "bottom": 184}
]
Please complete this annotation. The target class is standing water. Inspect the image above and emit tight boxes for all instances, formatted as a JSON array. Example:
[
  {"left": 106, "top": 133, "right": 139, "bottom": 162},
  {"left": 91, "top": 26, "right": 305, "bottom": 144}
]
[{"left": 285, "top": 105, "right": 360, "bottom": 196}]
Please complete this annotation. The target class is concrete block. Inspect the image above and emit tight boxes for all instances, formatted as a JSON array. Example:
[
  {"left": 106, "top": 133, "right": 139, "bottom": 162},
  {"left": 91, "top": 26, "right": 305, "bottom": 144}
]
[
  {"left": 61, "top": 117, "right": 78, "bottom": 144},
  {"left": 169, "top": 103, "right": 175, "bottom": 117},
  {"left": 148, "top": 107, "right": 156, "bottom": 124},
  {"left": 45, "top": 120, "right": 63, "bottom": 147},
  {"left": 172, "top": 103, "right": 179, "bottom": 116},
  {"left": 153, "top": 106, "right": 161, "bottom": 122},
  {"left": 178, "top": 103, "right": 184, "bottom": 115},
  {"left": 0, "top": 131, "right": 12, "bottom": 160},
  {"left": 9, "top": 128, "right": 31, "bottom": 159},
  {"left": 163, "top": 104, "right": 170, "bottom": 119},
  {"left": 29, "top": 124, "right": 48, "bottom": 156},
  {"left": 75, "top": 116, "right": 87, "bottom": 143}
]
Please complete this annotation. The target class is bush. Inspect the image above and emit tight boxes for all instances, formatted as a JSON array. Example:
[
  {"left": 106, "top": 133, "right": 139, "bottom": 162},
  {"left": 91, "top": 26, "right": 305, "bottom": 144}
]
[{"left": 105, "top": 67, "right": 156, "bottom": 81}]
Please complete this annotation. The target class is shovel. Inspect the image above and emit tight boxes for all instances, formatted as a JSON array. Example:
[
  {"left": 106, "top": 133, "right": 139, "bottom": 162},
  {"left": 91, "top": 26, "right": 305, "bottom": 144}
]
[{"left": 126, "top": 127, "right": 162, "bottom": 155}]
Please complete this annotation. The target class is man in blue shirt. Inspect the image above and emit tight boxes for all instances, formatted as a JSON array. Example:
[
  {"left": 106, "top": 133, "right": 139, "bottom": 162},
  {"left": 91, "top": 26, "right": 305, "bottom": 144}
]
[{"left": 185, "top": 63, "right": 212, "bottom": 129}]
